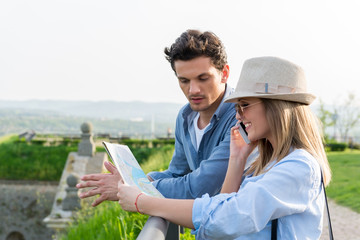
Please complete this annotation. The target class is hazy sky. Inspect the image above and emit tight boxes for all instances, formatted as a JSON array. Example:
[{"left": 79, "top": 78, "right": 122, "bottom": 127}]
[{"left": 1, "top": 0, "right": 359, "bottom": 105}]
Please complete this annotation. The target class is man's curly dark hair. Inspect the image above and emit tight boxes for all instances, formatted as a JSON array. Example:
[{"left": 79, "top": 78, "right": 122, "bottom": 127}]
[{"left": 164, "top": 29, "right": 228, "bottom": 73}]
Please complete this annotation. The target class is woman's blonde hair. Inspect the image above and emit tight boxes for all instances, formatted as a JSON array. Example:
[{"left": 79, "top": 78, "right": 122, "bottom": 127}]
[{"left": 247, "top": 99, "right": 332, "bottom": 186}]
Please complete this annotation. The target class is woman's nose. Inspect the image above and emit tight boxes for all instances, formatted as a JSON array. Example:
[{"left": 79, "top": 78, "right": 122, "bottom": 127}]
[{"left": 236, "top": 111, "right": 243, "bottom": 121}]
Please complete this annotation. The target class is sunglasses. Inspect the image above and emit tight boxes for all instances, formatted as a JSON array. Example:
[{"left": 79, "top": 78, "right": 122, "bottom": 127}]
[{"left": 235, "top": 101, "right": 262, "bottom": 115}]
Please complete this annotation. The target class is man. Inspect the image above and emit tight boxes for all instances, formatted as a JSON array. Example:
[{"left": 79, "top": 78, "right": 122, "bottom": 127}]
[{"left": 77, "top": 29, "right": 243, "bottom": 205}]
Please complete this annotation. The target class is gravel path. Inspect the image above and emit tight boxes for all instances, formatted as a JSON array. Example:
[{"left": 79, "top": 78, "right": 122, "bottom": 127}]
[{"left": 320, "top": 199, "right": 360, "bottom": 240}]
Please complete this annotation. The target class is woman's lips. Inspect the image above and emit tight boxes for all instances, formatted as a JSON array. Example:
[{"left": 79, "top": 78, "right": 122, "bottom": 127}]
[{"left": 244, "top": 122, "right": 251, "bottom": 131}]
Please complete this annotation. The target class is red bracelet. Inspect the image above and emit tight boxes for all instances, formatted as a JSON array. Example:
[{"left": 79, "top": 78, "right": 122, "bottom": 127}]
[{"left": 135, "top": 192, "right": 144, "bottom": 214}]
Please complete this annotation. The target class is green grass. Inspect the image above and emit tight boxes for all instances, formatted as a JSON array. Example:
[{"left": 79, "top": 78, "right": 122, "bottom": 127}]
[
  {"left": 0, "top": 136, "right": 76, "bottom": 181},
  {"left": 58, "top": 202, "right": 148, "bottom": 240},
  {"left": 326, "top": 149, "right": 360, "bottom": 213}
]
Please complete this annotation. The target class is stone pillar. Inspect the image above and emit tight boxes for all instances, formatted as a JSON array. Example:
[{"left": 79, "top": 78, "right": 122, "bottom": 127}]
[
  {"left": 78, "top": 122, "right": 95, "bottom": 157},
  {"left": 44, "top": 122, "right": 108, "bottom": 238},
  {"left": 62, "top": 174, "right": 81, "bottom": 211}
]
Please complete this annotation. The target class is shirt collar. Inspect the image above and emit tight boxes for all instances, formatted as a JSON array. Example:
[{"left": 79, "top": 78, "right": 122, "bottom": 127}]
[{"left": 213, "top": 84, "right": 234, "bottom": 120}]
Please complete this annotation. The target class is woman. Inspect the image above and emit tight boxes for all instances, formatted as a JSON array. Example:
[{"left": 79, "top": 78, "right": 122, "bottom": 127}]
[{"left": 117, "top": 56, "right": 331, "bottom": 239}]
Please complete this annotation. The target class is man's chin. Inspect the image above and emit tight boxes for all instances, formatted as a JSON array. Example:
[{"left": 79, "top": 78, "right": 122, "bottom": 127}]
[{"left": 189, "top": 103, "right": 206, "bottom": 112}]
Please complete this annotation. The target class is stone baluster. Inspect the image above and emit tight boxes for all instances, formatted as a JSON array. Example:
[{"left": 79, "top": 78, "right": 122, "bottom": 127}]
[
  {"left": 78, "top": 122, "right": 95, "bottom": 157},
  {"left": 62, "top": 174, "right": 81, "bottom": 211}
]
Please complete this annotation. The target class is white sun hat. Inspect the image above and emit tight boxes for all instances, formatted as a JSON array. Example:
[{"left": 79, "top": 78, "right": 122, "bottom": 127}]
[{"left": 225, "top": 56, "right": 316, "bottom": 105}]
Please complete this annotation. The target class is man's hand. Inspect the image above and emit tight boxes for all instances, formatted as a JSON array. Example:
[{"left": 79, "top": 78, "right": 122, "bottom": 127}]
[{"left": 76, "top": 161, "right": 122, "bottom": 207}]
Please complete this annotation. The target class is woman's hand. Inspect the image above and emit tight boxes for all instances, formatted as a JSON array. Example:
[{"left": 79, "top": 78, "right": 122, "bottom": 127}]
[
  {"left": 230, "top": 122, "right": 257, "bottom": 162},
  {"left": 117, "top": 181, "right": 143, "bottom": 212},
  {"left": 221, "top": 122, "right": 258, "bottom": 193}
]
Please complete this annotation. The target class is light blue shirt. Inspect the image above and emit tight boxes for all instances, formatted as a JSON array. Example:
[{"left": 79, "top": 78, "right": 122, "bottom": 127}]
[
  {"left": 147, "top": 85, "right": 238, "bottom": 199},
  {"left": 192, "top": 149, "right": 324, "bottom": 239}
]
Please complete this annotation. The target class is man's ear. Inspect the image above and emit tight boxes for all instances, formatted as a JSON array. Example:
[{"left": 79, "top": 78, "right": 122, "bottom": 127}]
[{"left": 221, "top": 65, "right": 230, "bottom": 83}]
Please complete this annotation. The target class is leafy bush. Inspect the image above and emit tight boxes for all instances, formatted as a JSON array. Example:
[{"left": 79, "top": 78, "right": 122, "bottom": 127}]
[
  {"left": 151, "top": 139, "right": 175, "bottom": 148},
  {"left": 30, "top": 139, "right": 47, "bottom": 145},
  {"left": 119, "top": 138, "right": 175, "bottom": 149},
  {"left": 62, "top": 138, "right": 81, "bottom": 147},
  {"left": 349, "top": 143, "right": 360, "bottom": 150},
  {"left": 119, "top": 139, "right": 150, "bottom": 148},
  {"left": 127, "top": 146, "right": 157, "bottom": 165},
  {"left": 326, "top": 142, "right": 347, "bottom": 151}
]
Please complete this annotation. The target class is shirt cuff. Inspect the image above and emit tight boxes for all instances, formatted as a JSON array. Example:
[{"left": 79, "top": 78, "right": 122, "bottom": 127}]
[
  {"left": 191, "top": 193, "right": 211, "bottom": 235},
  {"left": 147, "top": 171, "right": 161, "bottom": 181},
  {"left": 147, "top": 170, "right": 174, "bottom": 181}
]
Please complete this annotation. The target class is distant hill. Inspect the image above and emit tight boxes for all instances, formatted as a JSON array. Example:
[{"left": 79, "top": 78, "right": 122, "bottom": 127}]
[
  {"left": 1, "top": 100, "right": 359, "bottom": 142},
  {"left": 0, "top": 100, "right": 184, "bottom": 122},
  {"left": 0, "top": 100, "right": 185, "bottom": 138}
]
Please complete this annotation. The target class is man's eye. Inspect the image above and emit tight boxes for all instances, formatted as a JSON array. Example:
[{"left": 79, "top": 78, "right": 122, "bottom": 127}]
[
  {"left": 240, "top": 104, "right": 249, "bottom": 108},
  {"left": 179, "top": 79, "right": 189, "bottom": 84}
]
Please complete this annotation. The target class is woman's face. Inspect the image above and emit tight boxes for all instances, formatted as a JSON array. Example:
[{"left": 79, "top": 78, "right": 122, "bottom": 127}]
[{"left": 235, "top": 98, "right": 274, "bottom": 146}]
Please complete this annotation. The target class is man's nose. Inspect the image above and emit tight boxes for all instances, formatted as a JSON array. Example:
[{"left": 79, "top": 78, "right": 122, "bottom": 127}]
[{"left": 189, "top": 81, "right": 200, "bottom": 94}]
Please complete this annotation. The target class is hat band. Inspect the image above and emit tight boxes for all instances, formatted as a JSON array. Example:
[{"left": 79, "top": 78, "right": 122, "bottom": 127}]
[{"left": 255, "top": 82, "right": 303, "bottom": 94}]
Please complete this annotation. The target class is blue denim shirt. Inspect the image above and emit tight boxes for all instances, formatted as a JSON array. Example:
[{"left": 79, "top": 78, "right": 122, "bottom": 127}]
[
  {"left": 147, "top": 85, "right": 237, "bottom": 199},
  {"left": 192, "top": 149, "right": 324, "bottom": 239}
]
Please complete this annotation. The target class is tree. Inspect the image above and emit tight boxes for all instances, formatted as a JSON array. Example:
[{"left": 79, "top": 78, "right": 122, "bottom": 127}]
[
  {"left": 332, "top": 92, "right": 360, "bottom": 142},
  {"left": 317, "top": 98, "right": 334, "bottom": 140}
]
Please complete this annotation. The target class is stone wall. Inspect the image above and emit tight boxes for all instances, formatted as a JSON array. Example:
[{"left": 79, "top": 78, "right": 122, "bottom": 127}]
[
  {"left": 0, "top": 181, "right": 57, "bottom": 240},
  {"left": 0, "top": 122, "right": 106, "bottom": 240}
]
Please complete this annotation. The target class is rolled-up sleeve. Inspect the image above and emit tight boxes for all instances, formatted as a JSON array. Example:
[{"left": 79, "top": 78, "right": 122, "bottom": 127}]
[{"left": 192, "top": 193, "right": 237, "bottom": 236}]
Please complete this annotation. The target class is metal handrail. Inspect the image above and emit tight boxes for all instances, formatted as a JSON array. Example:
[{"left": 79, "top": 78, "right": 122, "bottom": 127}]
[
  {"left": 136, "top": 216, "right": 169, "bottom": 240},
  {"left": 137, "top": 217, "right": 181, "bottom": 240}
]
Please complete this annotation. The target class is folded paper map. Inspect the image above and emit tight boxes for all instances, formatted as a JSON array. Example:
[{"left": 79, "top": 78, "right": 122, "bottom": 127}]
[{"left": 102, "top": 141, "right": 164, "bottom": 198}]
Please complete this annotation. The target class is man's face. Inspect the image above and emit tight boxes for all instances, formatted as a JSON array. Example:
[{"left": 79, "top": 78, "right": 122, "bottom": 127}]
[{"left": 174, "top": 56, "right": 229, "bottom": 113}]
